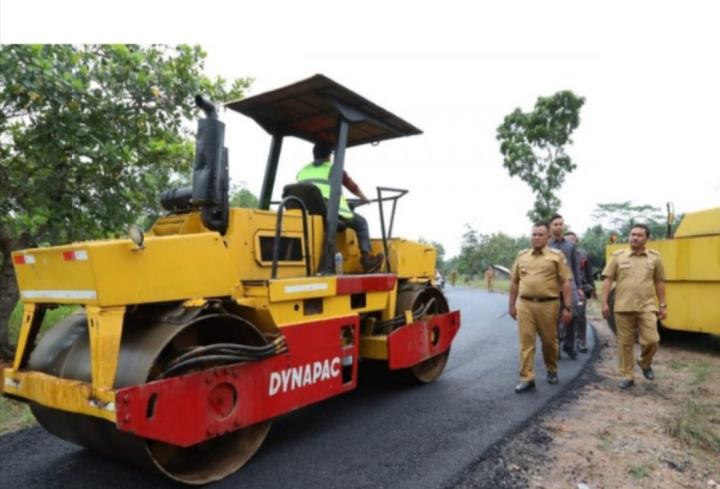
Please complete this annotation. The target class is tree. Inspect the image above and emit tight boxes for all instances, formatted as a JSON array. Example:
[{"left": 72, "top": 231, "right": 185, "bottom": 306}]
[
  {"left": 579, "top": 202, "right": 680, "bottom": 272},
  {"left": 496, "top": 91, "right": 585, "bottom": 222},
  {"left": 454, "top": 225, "right": 527, "bottom": 278},
  {"left": 229, "top": 183, "right": 259, "bottom": 209},
  {"left": 0, "top": 44, "right": 252, "bottom": 357},
  {"left": 591, "top": 201, "right": 670, "bottom": 240}
]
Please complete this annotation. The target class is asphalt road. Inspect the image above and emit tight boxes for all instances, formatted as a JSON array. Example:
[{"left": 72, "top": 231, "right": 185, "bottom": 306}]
[{"left": 0, "top": 287, "right": 594, "bottom": 488}]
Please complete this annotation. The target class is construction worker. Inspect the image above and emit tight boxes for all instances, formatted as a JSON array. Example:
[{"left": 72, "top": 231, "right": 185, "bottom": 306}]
[
  {"left": 298, "top": 142, "right": 384, "bottom": 272},
  {"left": 548, "top": 214, "right": 583, "bottom": 360},
  {"left": 509, "top": 222, "right": 573, "bottom": 393},
  {"left": 485, "top": 266, "right": 496, "bottom": 292},
  {"left": 565, "top": 231, "right": 595, "bottom": 353},
  {"left": 601, "top": 224, "right": 666, "bottom": 389}
]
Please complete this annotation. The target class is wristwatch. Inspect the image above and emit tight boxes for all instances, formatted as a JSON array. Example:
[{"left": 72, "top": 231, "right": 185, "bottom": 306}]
[
  {"left": 563, "top": 305, "right": 572, "bottom": 311},
  {"left": 659, "top": 303, "right": 667, "bottom": 308}
]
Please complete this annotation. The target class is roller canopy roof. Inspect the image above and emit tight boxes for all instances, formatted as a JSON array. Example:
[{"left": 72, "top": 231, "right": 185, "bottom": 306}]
[{"left": 226, "top": 74, "right": 422, "bottom": 148}]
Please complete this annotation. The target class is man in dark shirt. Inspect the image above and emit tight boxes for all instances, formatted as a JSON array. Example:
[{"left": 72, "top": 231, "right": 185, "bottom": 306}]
[
  {"left": 548, "top": 214, "right": 583, "bottom": 359},
  {"left": 565, "top": 231, "right": 595, "bottom": 353}
]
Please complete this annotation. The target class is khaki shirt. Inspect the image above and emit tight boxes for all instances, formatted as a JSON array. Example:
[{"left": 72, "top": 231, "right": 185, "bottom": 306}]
[
  {"left": 511, "top": 247, "right": 572, "bottom": 298},
  {"left": 602, "top": 248, "right": 665, "bottom": 312}
]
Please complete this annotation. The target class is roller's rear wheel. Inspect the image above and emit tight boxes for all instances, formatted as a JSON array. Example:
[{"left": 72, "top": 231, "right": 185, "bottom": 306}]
[
  {"left": 396, "top": 284, "right": 451, "bottom": 384},
  {"left": 28, "top": 307, "right": 271, "bottom": 485}
]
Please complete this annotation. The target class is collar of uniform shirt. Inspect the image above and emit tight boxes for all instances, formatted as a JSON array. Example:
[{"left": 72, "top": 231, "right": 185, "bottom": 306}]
[
  {"left": 629, "top": 248, "right": 648, "bottom": 256},
  {"left": 531, "top": 246, "right": 550, "bottom": 256}
]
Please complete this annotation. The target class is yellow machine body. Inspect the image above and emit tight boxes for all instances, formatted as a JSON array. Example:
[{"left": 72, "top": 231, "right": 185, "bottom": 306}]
[
  {"left": 606, "top": 206, "right": 720, "bottom": 334},
  {"left": 4, "top": 207, "right": 438, "bottom": 422}
]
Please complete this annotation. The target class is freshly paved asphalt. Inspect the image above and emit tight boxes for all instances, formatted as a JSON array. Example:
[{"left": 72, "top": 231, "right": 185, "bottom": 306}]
[{"left": 0, "top": 287, "right": 594, "bottom": 488}]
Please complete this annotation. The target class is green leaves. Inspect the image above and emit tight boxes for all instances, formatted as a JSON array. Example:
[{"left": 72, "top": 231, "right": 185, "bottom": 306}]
[
  {"left": 0, "top": 44, "right": 252, "bottom": 247},
  {"left": 229, "top": 184, "right": 259, "bottom": 209},
  {"left": 496, "top": 90, "right": 585, "bottom": 222}
]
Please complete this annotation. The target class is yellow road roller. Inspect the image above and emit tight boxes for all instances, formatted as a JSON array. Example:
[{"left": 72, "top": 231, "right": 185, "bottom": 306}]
[
  {"left": 2, "top": 75, "right": 460, "bottom": 484},
  {"left": 606, "top": 205, "right": 720, "bottom": 335}
]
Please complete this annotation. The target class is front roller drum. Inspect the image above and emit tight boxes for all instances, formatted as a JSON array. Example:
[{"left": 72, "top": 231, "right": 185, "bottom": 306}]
[{"left": 28, "top": 309, "right": 272, "bottom": 485}]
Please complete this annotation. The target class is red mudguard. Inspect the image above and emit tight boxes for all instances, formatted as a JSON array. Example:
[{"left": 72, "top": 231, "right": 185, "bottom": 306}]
[{"left": 387, "top": 310, "right": 461, "bottom": 370}]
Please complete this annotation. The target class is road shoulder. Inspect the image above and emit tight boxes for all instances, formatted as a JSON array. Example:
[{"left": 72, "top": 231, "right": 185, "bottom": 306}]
[{"left": 453, "top": 304, "right": 720, "bottom": 489}]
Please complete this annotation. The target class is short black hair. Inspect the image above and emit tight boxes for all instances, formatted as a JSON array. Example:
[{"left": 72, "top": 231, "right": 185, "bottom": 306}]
[
  {"left": 533, "top": 221, "right": 549, "bottom": 231},
  {"left": 564, "top": 231, "right": 577, "bottom": 238},
  {"left": 631, "top": 223, "right": 651, "bottom": 238},
  {"left": 313, "top": 142, "right": 333, "bottom": 160},
  {"left": 549, "top": 214, "right": 563, "bottom": 223}
]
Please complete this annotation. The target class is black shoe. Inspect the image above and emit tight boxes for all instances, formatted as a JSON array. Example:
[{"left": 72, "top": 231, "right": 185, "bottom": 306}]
[
  {"left": 562, "top": 345, "right": 578, "bottom": 360},
  {"left": 618, "top": 379, "right": 635, "bottom": 389},
  {"left": 637, "top": 362, "right": 655, "bottom": 380},
  {"left": 578, "top": 345, "right": 589, "bottom": 353},
  {"left": 547, "top": 372, "right": 559, "bottom": 384},
  {"left": 515, "top": 380, "right": 536, "bottom": 393},
  {"left": 361, "top": 253, "right": 384, "bottom": 273}
]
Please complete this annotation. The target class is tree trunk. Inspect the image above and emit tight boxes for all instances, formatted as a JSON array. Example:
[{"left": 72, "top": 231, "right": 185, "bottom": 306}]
[{"left": 0, "top": 247, "right": 19, "bottom": 359}]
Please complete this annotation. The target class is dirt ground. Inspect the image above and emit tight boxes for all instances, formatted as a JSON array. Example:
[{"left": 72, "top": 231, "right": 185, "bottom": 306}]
[{"left": 458, "top": 303, "right": 720, "bottom": 489}]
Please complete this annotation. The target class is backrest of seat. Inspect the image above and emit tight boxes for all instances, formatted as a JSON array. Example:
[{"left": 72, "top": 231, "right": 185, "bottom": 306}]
[
  {"left": 282, "top": 183, "right": 327, "bottom": 216},
  {"left": 281, "top": 183, "right": 347, "bottom": 231}
]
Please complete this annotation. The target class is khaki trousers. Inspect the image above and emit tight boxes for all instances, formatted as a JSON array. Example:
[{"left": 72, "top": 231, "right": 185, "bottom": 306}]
[
  {"left": 614, "top": 312, "right": 659, "bottom": 380},
  {"left": 517, "top": 300, "right": 559, "bottom": 381}
]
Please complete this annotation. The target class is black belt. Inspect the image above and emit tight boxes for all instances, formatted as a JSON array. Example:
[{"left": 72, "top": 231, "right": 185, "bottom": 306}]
[{"left": 520, "top": 296, "right": 559, "bottom": 303}]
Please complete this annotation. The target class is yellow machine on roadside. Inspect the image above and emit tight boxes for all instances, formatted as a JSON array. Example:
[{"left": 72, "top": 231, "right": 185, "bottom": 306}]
[
  {"left": 2, "top": 75, "right": 460, "bottom": 484},
  {"left": 606, "top": 206, "right": 720, "bottom": 335}
]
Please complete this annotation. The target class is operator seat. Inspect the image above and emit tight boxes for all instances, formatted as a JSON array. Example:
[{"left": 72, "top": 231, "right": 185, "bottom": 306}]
[{"left": 282, "top": 183, "right": 347, "bottom": 230}]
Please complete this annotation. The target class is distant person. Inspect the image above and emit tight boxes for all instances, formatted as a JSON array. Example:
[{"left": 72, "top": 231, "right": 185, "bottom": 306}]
[
  {"left": 509, "top": 222, "right": 573, "bottom": 393},
  {"left": 549, "top": 214, "right": 583, "bottom": 360},
  {"left": 297, "top": 142, "right": 384, "bottom": 272},
  {"left": 565, "top": 231, "right": 595, "bottom": 353},
  {"left": 602, "top": 224, "right": 666, "bottom": 389},
  {"left": 450, "top": 270, "right": 457, "bottom": 287},
  {"left": 485, "top": 266, "right": 496, "bottom": 292}
]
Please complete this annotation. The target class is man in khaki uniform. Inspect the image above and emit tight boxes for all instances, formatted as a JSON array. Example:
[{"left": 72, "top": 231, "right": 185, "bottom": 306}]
[
  {"left": 485, "top": 266, "right": 496, "bottom": 292},
  {"left": 602, "top": 224, "right": 666, "bottom": 389},
  {"left": 509, "top": 223, "right": 574, "bottom": 393}
]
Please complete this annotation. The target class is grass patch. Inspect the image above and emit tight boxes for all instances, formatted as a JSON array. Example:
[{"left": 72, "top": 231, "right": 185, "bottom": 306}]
[
  {"left": 667, "top": 359, "right": 687, "bottom": 371},
  {"left": 688, "top": 362, "right": 715, "bottom": 385},
  {"left": 628, "top": 464, "right": 652, "bottom": 479},
  {"left": 0, "top": 395, "right": 35, "bottom": 434},
  {"left": 595, "top": 429, "right": 614, "bottom": 451},
  {"left": 665, "top": 398, "right": 720, "bottom": 455},
  {"left": 9, "top": 302, "right": 80, "bottom": 344}
]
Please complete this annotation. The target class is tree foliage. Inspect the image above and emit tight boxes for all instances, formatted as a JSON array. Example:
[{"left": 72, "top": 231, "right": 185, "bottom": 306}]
[
  {"left": 579, "top": 201, "right": 679, "bottom": 271},
  {"left": 229, "top": 183, "right": 259, "bottom": 209},
  {"left": 496, "top": 91, "right": 585, "bottom": 222},
  {"left": 0, "top": 44, "right": 251, "bottom": 355},
  {"left": 453, "top": 225, "right": 527, "bottom": 278}
]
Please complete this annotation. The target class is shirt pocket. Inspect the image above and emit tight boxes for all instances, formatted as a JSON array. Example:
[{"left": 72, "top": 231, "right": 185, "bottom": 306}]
[{"left": 617, "top": 261, "right": 632, "bottom": 280}]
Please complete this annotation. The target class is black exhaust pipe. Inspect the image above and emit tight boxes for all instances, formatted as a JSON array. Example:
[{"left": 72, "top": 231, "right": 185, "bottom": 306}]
[{"left": 160, "top": 95, "right": 229, "bottom": 234}]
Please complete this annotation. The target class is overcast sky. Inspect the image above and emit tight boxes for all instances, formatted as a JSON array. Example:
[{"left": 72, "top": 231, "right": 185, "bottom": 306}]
[{"left": 2, "top": 0, "right": 719, "bottom": 256}]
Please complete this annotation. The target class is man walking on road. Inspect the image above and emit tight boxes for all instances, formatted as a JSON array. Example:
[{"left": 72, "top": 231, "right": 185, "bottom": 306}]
[
  {"left": 485, "top": 266, "right": 496, "bottom": 292},
  {"left": 565, "top": 231, "right": 595, "bottom": 353},
  {"left": 509, "top": 223, "right": 573, "bottom": 394},
  {"left": 549, "top": 214, "right": 584, "bottom": 360},
  {"left": 602, "top": 224, "right": 667, "bottom": 389}
]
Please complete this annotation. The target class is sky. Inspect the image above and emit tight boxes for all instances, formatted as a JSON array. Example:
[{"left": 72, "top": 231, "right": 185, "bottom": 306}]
[{"left": 2, "top": 0, "right": 719, "bottom": 257}]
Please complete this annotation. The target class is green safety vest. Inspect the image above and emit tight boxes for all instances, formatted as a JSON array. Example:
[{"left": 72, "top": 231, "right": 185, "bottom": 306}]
[{"left": 296, "top": 160, "right": 354, "bottom": 219}]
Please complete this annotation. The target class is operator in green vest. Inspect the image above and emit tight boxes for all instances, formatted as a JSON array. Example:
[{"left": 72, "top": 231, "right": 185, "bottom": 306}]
[{"left": 297, "top": 142, "right": 384, "bottom": 273}]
